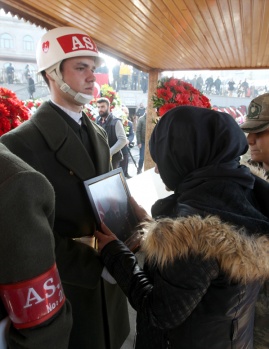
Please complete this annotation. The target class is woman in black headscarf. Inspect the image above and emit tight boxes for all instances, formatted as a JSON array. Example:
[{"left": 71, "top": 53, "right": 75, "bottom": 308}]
[{"left": 95, "top": 106, "right": 269, "bottom": 349}]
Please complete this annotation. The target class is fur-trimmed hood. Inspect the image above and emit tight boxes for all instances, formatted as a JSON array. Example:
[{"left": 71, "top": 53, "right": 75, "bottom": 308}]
[
  {"left": 240, "top": 159, "right": 268, "bottom": 181},
  {"left": 141, "top": 215, "right": 269, "bottom": 284}
]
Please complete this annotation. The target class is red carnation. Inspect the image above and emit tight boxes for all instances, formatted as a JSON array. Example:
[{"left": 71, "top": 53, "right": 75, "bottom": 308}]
[
  {"left": 0, "top": 103, "right": 9, "bottom": 118},
  {"left": 158, "top": 103, "right": 178, "bottom": 116},
  {"left": 156, "top": 88, "right": 173, "bottom": 101},
  {"left": 152, "top": 77, "right": 211, "bottom": 117},
  {"left": 0, "top": 116, "right": 11, "bottom": 136},
  {"left": 0, "top": 87, "right": 30, "bottom": 135}
]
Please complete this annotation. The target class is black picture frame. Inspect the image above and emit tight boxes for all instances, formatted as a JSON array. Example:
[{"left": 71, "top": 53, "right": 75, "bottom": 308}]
[{"left": 84, "top": 168, "right": 141, "bottom": 251}]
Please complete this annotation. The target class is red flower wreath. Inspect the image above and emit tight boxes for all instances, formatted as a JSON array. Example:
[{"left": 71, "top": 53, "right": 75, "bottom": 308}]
[
  {"left": 0, "top": 87, "right": 30, "bottom": 136},
  {"left": 152, "top": 77, "right": 211, "bottom": 117},
  {"left": 99, "top": 84, "right": 121, "bottom": 110},
  {"left": 83, "top": 99, "right": 99, "bottom": 122}
]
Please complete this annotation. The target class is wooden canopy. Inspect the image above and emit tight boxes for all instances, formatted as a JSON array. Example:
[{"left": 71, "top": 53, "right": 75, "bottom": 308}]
[
  {"left": 1, "top": 0, "right": 269, "bottom": 72},
  {"left": 0, "top": 0, "right": 267, "bottom": 169}
]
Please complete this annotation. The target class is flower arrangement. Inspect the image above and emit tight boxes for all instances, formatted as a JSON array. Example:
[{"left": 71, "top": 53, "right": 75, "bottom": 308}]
[
  {"left": 83, "top": 101, "right": 99, "bottom": 122},
  {"left": 0, "top": 87, "right": 30, "bottom": 136},
  {"left": 100, "top": 84, "right": 121, "bottom": 110},
  {"left": 152, "top": 77, "right": 211, "bottom": 118},
  {"left": 24, "top": 98, "right": 44, "bottom": 116}
]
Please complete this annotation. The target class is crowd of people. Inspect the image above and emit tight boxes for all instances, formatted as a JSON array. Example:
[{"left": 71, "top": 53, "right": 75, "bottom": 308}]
[
  {"left": 180, "top": 73, "right": 267, "bottom": 99},
  {"left": 110, "top": 63, "right": 148, "bottom": 93},
  {"left": 3, "top": 62, "right": 37, "bottom": 101},
  {"left": 3, "top": 63, "right": 35, "bottom": 85},
  {"left": 95, "top": 98, "right": 147, "bottom": 178},
  {"left": 1, "top": 25, "right": 269, "bottom": 349},
  {"left": 95, "top": 61, "right": 149, "bottom": 93}
]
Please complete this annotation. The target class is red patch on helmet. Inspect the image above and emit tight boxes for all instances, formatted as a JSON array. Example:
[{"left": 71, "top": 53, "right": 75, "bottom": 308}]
[
  {"left": 42, "top": 41, "right": 50, "bottom": 53},
  {"left": 57, "top": 33, "right": 98, "bottom": 54}
]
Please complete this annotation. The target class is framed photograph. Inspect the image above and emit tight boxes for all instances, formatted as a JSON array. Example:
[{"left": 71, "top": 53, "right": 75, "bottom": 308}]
[{"left": 84, "top": 168, "right": 141, "bottom": 251}]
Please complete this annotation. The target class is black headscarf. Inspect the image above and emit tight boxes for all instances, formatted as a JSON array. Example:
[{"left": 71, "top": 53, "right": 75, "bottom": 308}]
[{"left": 149, "top": 106, "right": 255, "bottom": 192}]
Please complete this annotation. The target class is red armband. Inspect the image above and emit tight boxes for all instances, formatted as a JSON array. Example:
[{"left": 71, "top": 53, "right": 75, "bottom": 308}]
[{"left": 0, "top": 263, "right": 66, "bottom": 329}]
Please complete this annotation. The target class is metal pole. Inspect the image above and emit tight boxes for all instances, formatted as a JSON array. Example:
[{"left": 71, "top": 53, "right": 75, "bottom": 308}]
[{"left": 127, "top": 147, "right": 138, "bottom": 168}]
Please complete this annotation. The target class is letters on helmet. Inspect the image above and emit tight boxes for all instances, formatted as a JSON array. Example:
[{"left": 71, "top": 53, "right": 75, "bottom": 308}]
[{"left": 57, "top": 33, "right": 98, "bottom": 54}]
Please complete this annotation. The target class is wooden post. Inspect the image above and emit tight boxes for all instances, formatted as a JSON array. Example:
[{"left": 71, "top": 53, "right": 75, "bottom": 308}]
[{"left": 144, "top": 69, "right": 160, "bottom": 170}]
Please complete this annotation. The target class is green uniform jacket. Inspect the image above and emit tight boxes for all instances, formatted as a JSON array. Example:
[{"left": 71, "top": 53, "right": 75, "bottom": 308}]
[
  {"left": 136, "top": 114, "right": 146, "bottom": 144},
  {"left": 0, "top": 143, "right": 72, "bottom": 348},
  {"left": 1, "top": 102, "right": 130, "bottom": 349}
]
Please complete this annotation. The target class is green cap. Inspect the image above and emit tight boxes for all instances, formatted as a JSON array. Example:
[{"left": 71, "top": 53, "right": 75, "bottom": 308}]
[{"left": 240, "top": 93, "right": 269, "bottom": 133}]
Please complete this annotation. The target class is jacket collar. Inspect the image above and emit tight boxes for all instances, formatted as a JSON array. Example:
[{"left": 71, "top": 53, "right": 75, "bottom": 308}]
[
  {"left": 31, "top": 102, "right": 110, "bottom": 180},
  {"left": 142, "top": 215, "right": 269, "bottom": 283}
]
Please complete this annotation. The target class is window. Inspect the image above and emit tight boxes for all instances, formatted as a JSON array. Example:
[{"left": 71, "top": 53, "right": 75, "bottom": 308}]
[
  {"left": 23, "top": 35, "right": 34, "bottom": 51},
  {"left": 0, "top": 33, "right": 13, "bottom": 49}
]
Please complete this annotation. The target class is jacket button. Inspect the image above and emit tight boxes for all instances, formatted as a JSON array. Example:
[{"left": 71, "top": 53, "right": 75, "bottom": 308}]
[{"left": 70, "top": 170, "right": 74, "bottom": 175}]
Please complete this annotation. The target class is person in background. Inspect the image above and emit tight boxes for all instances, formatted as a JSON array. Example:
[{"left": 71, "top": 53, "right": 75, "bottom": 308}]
[
  {"left": 135, "top": 103, "right": 146, "bottom": 118},
  {"left": 119, "top": 63, "right": 131, "bottom": 90},
  {"left": 240, "top": 92, "right": 269, "bottom": 348},
  {"left": 6, "top": 63, "right": 14, "bottom": 84},
  {"left": 214, "top": 76, "right": 222, "bottom": 95},
  {"left": 24, "top": 64, "right": 30, "bottom": 81},
  {"left": 241, "top": 79, "right": 249, "bottom": 98},
  {"left": 96, "top": 97, "right": 127, "bottom": 169},
  {"left": 237, "top": 80, "right": 244, "bottom": 98},
  {"left": 140, "top": 71, "right": 148, "bottom": 93},
  {"left": 240, "top": 93, "right": 269, "bottom": 176},
  {"left": 228, "top": 78, "right": 236, "bottom": 97},
  {"left": 95, "top": 106, "right": 269, "bottom": 349},
  {"left": 120, "top": 106, "right": 134, "bottom": 178},
  {"left": 27, "top": 74, "right": 35, "bottom": 99},
  {"left": 112, "top": 62, "right": 121, "bottom": 91},
  {"left": 1, "top": 27, "right": 130, "bottom": 349},
  {"left": 133, "top": 102, "right": 146, "bottom": 132},
  {"left": 131, "top": 67, "right": 139, "bottom": 90},
  {"left": 205, "top": 75, "right": 213, "bottom": 93},
  {"left": 196, "top": 74, "right": 203, "bottom": 91},
  {"left": 0, "top": 143, "right": 72, "bottom": 349},
  {"left": 136, "top": 112, "right": 146, "bottom": 174}
]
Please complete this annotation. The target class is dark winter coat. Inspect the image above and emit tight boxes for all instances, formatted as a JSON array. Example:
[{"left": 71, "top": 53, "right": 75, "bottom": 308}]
[
  {"left": 0, "top": 143, "right": 72, "bottom": 349},
  {"left": 135, "top": 107, "right": 146, "bottom": 118},
  {"left": 240, "top": 161, "right": 269, "bottom": 349},
  {"left": 136, "top": 114, "right": 146, "bottom": 144},
  {"left": 27, "top": 77, "right": 35, "bottom": 94},
  {"left": 101, "top": 178, "right": 269, "bottom": 348},
  {"left": 0, "top": 101, "right": 129, "bottom": 349},
  {"left": 100, "top": 106, "right": 269, "bottom": 348}
]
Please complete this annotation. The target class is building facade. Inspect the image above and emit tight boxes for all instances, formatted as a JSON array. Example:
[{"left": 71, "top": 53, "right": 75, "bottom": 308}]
[
  {"left": 0, "top": 10, "right": 46, "bottom": 84},
  {"left": 0, "top": 10, "right": 148, "bottom": 108}
]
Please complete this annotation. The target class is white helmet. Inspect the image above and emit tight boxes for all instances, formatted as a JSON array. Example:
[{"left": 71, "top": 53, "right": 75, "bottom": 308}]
[{"left": 36, "top": 27, "right": 104, "bottom": 104}]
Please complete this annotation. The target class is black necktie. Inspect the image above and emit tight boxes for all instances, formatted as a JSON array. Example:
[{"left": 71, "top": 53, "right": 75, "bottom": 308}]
[{"left": 79, "top": 117, "right": 95, "bottom": 160}]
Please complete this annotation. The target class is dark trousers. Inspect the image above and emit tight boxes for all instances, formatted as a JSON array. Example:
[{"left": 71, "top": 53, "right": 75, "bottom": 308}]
[
  {"left": 120, "top": 151, "right": 129, "bottom": 175},
  {"left": 138, "top": 143, "right": 145, "bottom": 170}
]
